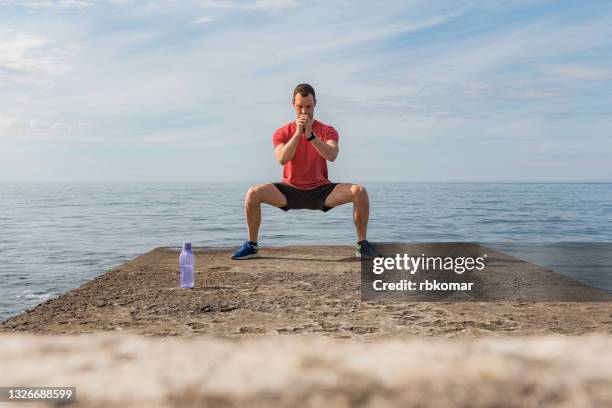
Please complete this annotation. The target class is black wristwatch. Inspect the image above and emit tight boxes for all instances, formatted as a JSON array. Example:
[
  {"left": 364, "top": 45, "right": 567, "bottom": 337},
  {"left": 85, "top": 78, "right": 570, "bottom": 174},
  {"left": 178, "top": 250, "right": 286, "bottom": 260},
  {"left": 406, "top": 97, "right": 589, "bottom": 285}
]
[{"left": 307, "top": 132, "right": 316, "bottom": 141}]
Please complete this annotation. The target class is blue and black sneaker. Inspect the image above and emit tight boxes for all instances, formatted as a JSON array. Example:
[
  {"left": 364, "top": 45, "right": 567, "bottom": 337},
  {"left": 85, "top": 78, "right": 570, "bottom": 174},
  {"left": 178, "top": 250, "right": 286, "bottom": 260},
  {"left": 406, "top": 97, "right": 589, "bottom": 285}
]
[
  {"left": 231, "top": 241, "right": 260, "bottom": 260},
  {"left": 356, "top": 240, "right": 383, "bottom": 259}
]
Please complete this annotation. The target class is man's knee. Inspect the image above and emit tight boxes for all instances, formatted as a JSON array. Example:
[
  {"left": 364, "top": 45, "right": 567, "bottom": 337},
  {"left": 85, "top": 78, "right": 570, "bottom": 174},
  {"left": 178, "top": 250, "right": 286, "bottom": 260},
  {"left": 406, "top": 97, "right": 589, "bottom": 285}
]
[
  {"left": 245, "top": 185, "right": 262, "bottom": 205},
  {"left": 351, "top": 184, "right": 368, "bottom": 203}
]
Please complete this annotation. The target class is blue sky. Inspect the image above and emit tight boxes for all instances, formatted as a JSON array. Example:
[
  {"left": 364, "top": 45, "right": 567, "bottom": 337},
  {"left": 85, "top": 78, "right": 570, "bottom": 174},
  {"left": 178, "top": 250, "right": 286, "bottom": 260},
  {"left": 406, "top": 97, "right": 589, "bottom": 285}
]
[{"left": 1, "top": 0, "right": 611, "bottom": 182}]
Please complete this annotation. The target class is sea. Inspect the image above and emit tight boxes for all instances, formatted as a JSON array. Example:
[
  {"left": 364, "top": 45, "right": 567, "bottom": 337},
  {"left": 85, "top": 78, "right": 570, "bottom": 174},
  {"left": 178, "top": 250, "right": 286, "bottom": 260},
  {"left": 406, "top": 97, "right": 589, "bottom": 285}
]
[{"left": 1, "top": 182, "right": 611, "bottom": 322}]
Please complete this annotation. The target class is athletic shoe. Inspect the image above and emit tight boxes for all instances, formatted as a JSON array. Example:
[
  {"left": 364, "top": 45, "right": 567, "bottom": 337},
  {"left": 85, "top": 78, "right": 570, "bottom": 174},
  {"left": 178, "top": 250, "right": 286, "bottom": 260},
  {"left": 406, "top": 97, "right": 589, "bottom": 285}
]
[
  {"left": 356, "top": 240, "right": 383, "bottom": 259},
  {"left": 231, "top": 241, "right": 260, "bottom": 260}
]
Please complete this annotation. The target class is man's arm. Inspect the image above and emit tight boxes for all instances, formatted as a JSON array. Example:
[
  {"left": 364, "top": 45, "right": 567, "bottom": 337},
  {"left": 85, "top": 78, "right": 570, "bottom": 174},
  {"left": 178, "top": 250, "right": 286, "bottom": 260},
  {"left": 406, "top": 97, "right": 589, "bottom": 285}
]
[
  {"left": 275, "top": 128, "right": 302, "bottom": 165},
  {"left": 310, "top": 138, "right": 338, "bottom": 162}
]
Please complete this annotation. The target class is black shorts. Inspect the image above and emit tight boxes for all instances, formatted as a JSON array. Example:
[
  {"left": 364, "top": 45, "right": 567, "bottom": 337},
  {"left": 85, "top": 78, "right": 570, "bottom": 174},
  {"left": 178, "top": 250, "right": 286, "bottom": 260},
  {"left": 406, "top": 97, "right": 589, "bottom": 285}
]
[{"left": 274, "top": 182, "right": 338, "bottom": 212}]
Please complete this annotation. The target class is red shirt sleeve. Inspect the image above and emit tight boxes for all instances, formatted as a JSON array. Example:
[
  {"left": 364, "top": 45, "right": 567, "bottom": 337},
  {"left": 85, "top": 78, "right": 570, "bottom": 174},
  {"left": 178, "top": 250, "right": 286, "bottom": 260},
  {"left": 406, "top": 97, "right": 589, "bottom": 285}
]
[
  {"left": 273, "top": 126, "right": 290, "bottom": 148},
  {"left": 324, "top": 126, "right": 339, "bottom": 142}
]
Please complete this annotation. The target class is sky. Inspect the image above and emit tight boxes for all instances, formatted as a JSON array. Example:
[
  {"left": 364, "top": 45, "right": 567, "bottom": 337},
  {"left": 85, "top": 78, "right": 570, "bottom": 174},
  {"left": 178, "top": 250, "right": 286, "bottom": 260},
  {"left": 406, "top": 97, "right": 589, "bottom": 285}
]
[{"left": 1, "top": 0, "right": 611, "bottom": 182}]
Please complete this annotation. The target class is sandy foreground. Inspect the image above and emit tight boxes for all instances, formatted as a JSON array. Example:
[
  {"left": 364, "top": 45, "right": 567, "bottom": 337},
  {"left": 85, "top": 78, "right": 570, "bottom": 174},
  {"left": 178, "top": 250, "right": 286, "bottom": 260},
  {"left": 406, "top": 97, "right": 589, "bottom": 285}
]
[
  {"left": 1, "top": 245, "right": 612, "bottom": 407},
  {"left": 1, "top": 333, "right": 612, "bottom": 407}
]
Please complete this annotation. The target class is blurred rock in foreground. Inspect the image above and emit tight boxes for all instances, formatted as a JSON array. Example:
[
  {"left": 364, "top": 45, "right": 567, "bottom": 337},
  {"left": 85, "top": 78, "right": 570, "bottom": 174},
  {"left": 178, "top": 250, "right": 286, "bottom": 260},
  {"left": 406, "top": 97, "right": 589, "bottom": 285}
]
[{"left": 1, "top": 333, "right": 611, "bottom": 408}]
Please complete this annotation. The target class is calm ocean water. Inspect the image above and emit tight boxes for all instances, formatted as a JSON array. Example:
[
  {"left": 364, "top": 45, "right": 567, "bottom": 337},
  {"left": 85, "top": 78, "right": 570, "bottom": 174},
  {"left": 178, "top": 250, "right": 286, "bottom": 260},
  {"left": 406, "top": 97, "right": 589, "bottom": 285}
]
[{"left": 1, "top": 182, "right": 611, "bottom": 321}]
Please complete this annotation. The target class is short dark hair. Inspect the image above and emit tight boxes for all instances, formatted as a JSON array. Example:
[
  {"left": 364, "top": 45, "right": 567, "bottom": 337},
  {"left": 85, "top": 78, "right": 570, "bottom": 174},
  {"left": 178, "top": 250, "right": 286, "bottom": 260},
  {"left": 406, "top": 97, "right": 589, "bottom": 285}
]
[{"left": 293, "top": 83, "right": 316, "bottom": 102}]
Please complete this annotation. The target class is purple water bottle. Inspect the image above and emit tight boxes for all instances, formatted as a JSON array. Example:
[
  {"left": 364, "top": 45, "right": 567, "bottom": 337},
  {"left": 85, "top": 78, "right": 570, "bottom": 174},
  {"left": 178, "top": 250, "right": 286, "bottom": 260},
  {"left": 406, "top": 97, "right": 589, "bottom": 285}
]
[{"left": 179, "top": 242, "right": 195, "bottom": 288}]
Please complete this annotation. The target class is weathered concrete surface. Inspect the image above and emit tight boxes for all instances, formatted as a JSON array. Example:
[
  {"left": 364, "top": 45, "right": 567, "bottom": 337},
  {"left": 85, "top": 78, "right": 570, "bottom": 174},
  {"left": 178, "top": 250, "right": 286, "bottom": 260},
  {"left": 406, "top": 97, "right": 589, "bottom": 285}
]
[
  {"left": 1, "top": 333, "right": 611, "bottom": 408},
  {"left": 2, "top": 245, "right": 611, "bottom": 337}
]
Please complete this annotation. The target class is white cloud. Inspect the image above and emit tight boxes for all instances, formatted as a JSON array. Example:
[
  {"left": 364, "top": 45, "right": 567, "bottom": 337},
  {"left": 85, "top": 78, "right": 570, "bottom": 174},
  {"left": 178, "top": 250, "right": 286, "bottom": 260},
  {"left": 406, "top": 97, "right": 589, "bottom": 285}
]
[
  {"left": 508, "top": 90, "right": 562, "bottom": 99},
  {"left": 0, "top": 114, "right": 85, "bottom": 133},
  {"left": 200, "top": 0, "right": 300, "bottom": 12},
  {"left": 539, "top": 64, "right": 612, "bottom": 81},
  {"left": 0, "top": 0, "right": 98, "bottom": 8},
  {"left": 346, "top": 15, "right": 612, "bottom": 119},
  {"left": 300, "top": 12, "right": 461, "bottom": 55},
  {"left": 192, "top": 15, "right": 215, "bottom": 24},
  {"left": 0, "top": 0, "right": 131, "bottom": 9},
  {"left": 242, "top": 0, "right": 299, "bottom": 11},
  {"left": 199, "top": 0, "right": 236, "bottom": 8},
  {"left": 0, "top": 31, "right": 73, "bottom": 84}
]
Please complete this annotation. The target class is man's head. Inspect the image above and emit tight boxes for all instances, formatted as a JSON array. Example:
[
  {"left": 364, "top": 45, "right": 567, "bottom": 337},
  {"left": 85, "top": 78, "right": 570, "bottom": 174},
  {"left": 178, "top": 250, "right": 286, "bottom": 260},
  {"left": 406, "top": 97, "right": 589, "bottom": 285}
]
[{"left": 292, "top": 83, "right": 316, "bottom": 119}]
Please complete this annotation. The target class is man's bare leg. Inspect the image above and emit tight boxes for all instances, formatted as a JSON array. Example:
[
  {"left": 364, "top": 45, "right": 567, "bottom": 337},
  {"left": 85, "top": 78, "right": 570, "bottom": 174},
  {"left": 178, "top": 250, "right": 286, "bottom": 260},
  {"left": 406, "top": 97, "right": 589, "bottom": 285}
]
[
  {"left": 324, "top": 183, "right": 369, "bottom": 241},
  {"left": 244, "top": 183, "right": 288, "bottom": 243}
]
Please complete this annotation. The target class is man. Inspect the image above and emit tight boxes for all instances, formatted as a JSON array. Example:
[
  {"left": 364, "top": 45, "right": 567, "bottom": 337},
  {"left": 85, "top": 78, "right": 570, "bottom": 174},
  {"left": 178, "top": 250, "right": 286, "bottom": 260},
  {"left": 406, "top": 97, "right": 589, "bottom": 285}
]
[{"left": 231, "top": 83, "right": 381, "bottom": 259}]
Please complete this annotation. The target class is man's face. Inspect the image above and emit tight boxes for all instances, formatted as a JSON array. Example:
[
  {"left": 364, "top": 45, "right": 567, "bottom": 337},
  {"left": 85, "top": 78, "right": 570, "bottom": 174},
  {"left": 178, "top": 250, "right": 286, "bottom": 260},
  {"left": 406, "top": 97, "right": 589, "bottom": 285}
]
[{"left": 293, "top": 93, "right": 316, "bottom": 118}]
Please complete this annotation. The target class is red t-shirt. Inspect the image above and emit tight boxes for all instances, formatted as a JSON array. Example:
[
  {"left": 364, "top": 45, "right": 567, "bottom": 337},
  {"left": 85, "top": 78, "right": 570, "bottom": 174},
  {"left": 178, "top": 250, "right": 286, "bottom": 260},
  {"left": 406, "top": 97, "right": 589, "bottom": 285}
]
[{"left": 272, "top": 120, "right": 340, "bottom": 190}]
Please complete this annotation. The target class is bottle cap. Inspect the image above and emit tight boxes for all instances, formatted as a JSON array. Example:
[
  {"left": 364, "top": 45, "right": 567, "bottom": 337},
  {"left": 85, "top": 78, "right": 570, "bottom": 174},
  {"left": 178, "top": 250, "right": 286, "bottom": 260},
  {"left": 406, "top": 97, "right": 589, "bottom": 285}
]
[{"left": 182, "top": 242, "right": 192, "bottom": 251}]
